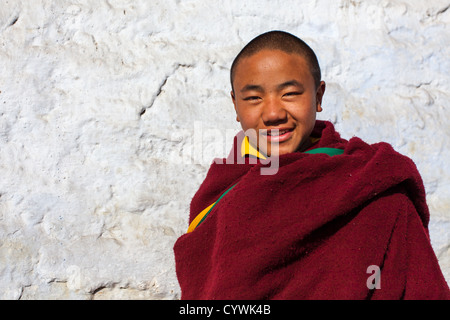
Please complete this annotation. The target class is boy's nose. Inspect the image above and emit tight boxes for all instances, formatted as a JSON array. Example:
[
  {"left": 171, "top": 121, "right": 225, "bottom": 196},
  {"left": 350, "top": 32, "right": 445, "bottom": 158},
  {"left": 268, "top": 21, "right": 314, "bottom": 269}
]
[{"left": 261, "top": 97, "right": 287, "bottom": 125}]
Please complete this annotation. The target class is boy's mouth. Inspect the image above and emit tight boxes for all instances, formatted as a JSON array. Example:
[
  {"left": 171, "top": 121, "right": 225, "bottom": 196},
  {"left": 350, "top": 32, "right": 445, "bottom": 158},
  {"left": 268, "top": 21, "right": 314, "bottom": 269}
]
[{"left": 262, "top": 128, "right": 294, "bottom": 142}]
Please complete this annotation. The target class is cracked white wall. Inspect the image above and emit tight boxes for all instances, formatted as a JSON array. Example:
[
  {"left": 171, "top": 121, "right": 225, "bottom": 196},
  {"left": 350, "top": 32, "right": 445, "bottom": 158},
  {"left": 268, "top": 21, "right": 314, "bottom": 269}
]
[{"left": 0, "top": 0, "right": 449, "bottom": 299}]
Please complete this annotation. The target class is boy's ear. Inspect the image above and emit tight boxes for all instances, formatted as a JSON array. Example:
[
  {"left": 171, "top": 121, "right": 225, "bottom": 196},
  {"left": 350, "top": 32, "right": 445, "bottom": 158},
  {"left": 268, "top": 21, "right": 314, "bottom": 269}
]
[
  {"left": 316, "top": 81, "right": 326, "bottom": 112},
  {"left": 231, "top": 90, "right": 240, "bottom": 122}
]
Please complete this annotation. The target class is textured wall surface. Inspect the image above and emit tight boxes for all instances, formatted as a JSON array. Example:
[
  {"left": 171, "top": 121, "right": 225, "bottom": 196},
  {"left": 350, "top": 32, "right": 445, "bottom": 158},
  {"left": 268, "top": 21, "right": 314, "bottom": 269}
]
[{"left": 0, "top": 0, "right": 449, "bottom": 299}]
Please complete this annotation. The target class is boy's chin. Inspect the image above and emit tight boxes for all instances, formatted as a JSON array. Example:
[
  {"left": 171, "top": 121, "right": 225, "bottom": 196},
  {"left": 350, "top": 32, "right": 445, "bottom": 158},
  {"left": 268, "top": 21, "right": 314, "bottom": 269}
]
[
  {"left": 263, "top": 144, "right": 288, "bottom": 157},
  {"left": 255, "top": 139, "right": 298, "bottom": 157}
]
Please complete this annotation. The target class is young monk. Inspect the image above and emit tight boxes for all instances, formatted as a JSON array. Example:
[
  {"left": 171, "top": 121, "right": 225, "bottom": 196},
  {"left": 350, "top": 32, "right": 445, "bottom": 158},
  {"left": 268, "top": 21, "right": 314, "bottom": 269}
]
[{"left": 173, "top": 31, "right": 450, "bottom": 299}]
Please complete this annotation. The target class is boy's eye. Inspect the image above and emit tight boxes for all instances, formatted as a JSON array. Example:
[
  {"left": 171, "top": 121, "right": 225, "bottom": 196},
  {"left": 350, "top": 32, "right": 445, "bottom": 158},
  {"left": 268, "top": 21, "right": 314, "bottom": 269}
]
[
  {"left": 284, "top": 92, "right": 301, "bottom": 97},
  {"left": 243, "top": 96, "right": 260, "bottom": 101}
]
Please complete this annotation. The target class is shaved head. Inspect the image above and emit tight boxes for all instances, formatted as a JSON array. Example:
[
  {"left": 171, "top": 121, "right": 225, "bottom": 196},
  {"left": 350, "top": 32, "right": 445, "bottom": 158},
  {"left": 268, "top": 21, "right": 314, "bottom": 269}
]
[{"left": 230, "top": 30, "right": 322, "bottom": 92}]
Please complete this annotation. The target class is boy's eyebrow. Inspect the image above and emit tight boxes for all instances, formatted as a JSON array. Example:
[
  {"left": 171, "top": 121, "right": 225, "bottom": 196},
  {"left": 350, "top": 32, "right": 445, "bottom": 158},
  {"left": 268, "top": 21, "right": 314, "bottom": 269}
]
[
  {"left": 277, "top": 80, "right": 304, "bottom": 91},
  {"left": 240, "top": 80, "right": 304, "bottom": 93},
  {"left": 240, "top": 84, "right": 264, "bottom": 93}
]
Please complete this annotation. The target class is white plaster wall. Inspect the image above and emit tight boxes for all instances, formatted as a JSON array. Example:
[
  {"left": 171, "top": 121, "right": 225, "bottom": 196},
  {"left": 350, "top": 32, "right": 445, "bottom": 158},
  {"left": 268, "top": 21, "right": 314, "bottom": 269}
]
[{"left": 0, "top": 0, "right": 449, "bottom": 299}]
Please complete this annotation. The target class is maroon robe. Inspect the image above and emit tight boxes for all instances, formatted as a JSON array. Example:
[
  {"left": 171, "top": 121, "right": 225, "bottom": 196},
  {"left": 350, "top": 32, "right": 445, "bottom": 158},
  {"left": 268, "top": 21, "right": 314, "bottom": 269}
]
[{"left": 173, "top": 120, "right": 450, "bottom": 299}]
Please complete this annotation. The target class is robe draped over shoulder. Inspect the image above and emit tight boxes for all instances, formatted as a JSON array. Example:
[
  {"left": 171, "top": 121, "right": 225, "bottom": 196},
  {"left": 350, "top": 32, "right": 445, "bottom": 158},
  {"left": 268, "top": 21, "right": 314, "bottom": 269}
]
[{"left": 173, "top": 120, "right": 450, "bottom": 300}]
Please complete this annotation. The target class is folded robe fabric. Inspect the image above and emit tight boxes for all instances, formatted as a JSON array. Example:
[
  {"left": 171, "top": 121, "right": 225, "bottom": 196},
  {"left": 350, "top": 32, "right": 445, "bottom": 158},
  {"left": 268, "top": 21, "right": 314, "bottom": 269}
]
[{"left": 173, "top": 120, "right": 450, "bottom": 300}]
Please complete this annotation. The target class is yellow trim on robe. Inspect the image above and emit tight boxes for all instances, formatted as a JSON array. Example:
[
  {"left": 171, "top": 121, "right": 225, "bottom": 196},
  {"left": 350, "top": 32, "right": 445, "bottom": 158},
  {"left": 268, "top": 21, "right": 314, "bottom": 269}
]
[
  {"left": 241, "top": 136, "right": 267, "bottom": 160},
  {"left": 240, "top": 135, "right": 320, "bottom": 159},
  {"left": 187, "top": 202, "right": 215, "bottom": 233}
]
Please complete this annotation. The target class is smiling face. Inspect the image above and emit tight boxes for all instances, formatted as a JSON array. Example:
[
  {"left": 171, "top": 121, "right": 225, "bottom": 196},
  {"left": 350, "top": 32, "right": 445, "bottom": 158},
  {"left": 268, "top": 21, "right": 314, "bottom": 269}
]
[{"left": 231, "top": 49, "right": 325, "bottom": 157}]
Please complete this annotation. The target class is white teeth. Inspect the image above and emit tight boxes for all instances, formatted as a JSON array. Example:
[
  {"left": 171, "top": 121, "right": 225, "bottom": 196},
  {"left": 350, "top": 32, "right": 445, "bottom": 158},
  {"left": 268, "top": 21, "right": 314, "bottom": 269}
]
[{"left": 267, "top": 130, "right": 288, "bottom": 136}]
